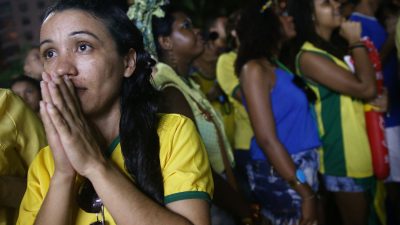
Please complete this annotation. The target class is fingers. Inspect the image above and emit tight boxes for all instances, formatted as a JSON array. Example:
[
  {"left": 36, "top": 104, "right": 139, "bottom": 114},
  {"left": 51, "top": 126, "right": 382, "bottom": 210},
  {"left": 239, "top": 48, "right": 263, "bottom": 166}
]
[
  {"left": 46, "top": 101, "right": 71, "bottom": 136},
  {"left": 41, "top": 72, "right": 53, "bottom": 104},
  {"left": 40, "top": 101, "right": 58, "bottom": 138},
  {"left": 47, "top": 80, "right": 76, "bottom": 126},
  {"left": 42, "top": 73, "right": 84, "bottom": 127},
  {"left": 53, "top": 76, "right": 81, "bottom": 119},
  {"left": 63, "top": 76, "right": 84, "bottom": 117}
]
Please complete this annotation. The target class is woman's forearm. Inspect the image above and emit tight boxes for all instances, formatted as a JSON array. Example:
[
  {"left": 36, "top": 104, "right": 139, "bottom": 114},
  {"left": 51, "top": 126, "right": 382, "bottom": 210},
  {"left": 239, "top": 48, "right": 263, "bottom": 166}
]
[
  {"left": 87, "top": 162, "right": 203, "bottom": 225},
  {"left": 352, "top": 44, "right": 377, "bottom": 99},
  {"left": 34, "top": 173, "right": 76, "bottom": 225}
]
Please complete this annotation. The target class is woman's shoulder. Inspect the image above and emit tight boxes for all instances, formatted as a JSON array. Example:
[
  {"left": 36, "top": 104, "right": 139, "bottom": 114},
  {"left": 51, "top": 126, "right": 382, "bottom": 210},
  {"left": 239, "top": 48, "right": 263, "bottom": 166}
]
[
  {"left": 157, "top": 113, "right": 194, "bottom": 133},
  {"left": 241, "top": 58, "right": 275, "bottom": 77}
]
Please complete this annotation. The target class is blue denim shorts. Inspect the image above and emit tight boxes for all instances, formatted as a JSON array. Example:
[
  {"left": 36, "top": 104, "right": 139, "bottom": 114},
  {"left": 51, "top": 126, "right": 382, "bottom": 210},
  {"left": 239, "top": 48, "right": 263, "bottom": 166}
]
[
  {"left": 247, "top": 149, "right": 319, "bottom": 225},
  {"left": 321, "top": 175, "right": 366, "bottom": 192}
]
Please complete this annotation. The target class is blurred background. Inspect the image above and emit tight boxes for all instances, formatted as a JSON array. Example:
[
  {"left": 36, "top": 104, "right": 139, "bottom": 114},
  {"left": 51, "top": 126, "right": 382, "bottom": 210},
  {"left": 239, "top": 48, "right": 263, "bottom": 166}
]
[{"left": 0, "top": 0, "right": 242, "bottom": 87}]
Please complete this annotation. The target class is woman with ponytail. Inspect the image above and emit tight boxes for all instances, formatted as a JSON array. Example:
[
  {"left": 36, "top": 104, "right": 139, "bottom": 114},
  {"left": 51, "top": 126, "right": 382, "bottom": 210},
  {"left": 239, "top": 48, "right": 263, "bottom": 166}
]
[
  {"left": 235, "top": 1, "right": 321, "bottom": 224},
  {"left": 17, "top": 0, "right": 213, "bottom": 225}
]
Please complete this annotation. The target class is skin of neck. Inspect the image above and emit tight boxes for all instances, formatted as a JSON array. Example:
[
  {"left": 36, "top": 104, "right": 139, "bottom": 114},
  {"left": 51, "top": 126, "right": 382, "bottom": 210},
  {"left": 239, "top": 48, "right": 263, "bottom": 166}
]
[
  {"left": 160, "top": 51, "right": 194, "bottom": 78},
  {"left": 315, "top": 23, "right": 333, "bottom": 42},
  {"left": 89, "top": 98, "right": 121, "bottom": 148},
  {"left": 193, "top": 50, "right": 218, "bottom": 79}
]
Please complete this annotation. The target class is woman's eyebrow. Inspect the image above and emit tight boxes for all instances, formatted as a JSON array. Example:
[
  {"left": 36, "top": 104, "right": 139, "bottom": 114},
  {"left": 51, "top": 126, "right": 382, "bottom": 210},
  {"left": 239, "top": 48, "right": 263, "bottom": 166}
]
[
  {"left": 70, "top": 30, "right": 102, "bottom": 42},
  {"left": 39, "top": 30, "right": 102, "bottom": 47},
  {"left": 39, "top": 39, "right": 52, "bottom": 47}
]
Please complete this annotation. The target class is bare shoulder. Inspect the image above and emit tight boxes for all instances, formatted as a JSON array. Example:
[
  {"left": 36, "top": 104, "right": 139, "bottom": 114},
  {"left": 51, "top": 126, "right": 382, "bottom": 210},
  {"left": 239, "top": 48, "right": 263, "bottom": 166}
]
[
  {"left": 241, "top": 58, "right": 274, "bottom": 76},
  {"left": 159, "top": 87, "right": 195, "bottom": 123},
  {"left": 240, "top": 58, "right": 275, "bottom": 87}
]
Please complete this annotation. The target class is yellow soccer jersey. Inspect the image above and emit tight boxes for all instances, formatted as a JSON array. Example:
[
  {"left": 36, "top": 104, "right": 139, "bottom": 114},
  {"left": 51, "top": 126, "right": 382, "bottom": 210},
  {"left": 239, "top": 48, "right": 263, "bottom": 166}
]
[
  {"left": 216, "top": 52, "right": 253, "bottom": 150},
  {"left": 17, "top": 114, "right": 213, "bottom": 225},
  {"left": 0, "top": 89, "right": 46, "bottom": 225}
]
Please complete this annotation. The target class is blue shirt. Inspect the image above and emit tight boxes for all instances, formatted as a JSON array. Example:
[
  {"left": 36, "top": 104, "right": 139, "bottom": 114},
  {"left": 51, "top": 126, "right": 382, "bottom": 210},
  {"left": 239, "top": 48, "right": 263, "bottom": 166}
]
[
  {"left": 243, "top": 68, "right": 321, "bottom": 160},
  {"left": 350, "top": 13, "right": 400, "bottom": 127}
]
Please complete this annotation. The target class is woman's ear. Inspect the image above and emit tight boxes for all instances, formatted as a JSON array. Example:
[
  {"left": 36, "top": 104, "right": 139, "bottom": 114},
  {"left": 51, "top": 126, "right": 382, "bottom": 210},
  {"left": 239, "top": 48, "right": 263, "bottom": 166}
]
[
  {"left": 158, "top": 36, "right": 173, "bottom": 50},
  {"left": 123, "top": 49, "right": 136, "bottom": 78}
]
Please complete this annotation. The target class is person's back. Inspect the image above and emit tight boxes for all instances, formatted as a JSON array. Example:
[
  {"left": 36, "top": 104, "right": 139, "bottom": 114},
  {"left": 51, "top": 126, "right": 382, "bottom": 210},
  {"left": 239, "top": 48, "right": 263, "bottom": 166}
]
[{"left": 0, "top": 89, "right": 46, "bottom": 225}]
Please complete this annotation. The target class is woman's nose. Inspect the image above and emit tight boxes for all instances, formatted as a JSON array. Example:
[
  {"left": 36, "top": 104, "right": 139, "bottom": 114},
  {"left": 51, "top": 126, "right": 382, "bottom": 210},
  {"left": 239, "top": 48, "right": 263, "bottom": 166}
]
[{"left": 50, "top": 54, "right": 78, "bottom": 78}]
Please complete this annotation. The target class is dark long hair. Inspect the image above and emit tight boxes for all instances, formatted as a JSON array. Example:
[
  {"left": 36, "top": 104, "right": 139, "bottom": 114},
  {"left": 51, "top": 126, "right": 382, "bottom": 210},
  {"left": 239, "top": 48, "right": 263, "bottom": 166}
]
[
  {"left": 43, "top": 0, "right": 163, "bottom": 204},
  {"left": 235, "top": 1, "right": 283, "bottom": 75},
  {"left": 287, "top": 0, "right": 347, "bottom": 59},
  {"left": 236, "top": 1, "right": 317, "bottom": 103}
]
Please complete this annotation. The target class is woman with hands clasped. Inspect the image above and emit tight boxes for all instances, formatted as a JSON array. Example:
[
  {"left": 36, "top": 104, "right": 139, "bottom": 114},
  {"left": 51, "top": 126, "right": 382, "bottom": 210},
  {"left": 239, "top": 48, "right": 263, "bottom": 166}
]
[
  {"left": 235, "top": 1, "right": 321, "bottom": 225},
  {"left": 17, "top": 1, "right": 213, "bottom": 225},
  {"left": 289, "top": 0, "right": 386, "bottom": 224}
]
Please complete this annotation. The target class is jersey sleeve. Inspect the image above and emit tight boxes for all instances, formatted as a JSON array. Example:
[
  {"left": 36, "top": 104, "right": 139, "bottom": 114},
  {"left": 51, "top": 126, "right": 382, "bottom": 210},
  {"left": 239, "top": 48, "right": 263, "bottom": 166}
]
[
  {"left": 10, "top": 91, "right": 47, "bottom": 167},
  {"left": 216, "top": 52, "right": 240, "bottom": 98},
  {"left": 17, "top": 147, "right": 54, "bottom": 225},
  {"left": 158, "top": 114, "right": 214, "bottom": 204}
]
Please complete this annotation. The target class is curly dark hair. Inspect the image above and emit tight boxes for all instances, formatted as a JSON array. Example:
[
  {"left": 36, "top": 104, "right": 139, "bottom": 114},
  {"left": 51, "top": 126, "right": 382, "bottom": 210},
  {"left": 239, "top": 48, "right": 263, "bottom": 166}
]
[
  {"left": 43, "top": 0, "right": 163, "bottom": 204},
  {"left": 234, "top": 1, "right": 284, "bottom": 75}
]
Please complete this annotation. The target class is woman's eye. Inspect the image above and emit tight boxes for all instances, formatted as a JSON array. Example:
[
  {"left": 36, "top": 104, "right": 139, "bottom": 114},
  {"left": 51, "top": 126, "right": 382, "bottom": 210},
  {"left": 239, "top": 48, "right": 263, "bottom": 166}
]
[
  {"left": 43, "top": 50, "right": 56, "bottom": 59},
  {"left": 182, "top": 21, "right": 192, "bottom": 29},
  {"left": 78, "top": 43, "right": 92, "bottom": 52}
]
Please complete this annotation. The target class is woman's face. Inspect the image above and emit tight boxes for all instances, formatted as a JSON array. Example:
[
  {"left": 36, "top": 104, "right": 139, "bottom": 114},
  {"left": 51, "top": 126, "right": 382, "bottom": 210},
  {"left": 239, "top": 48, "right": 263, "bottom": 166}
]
[
  {"left": 274, "top": 0, "right": 296, "bottom": 40},
  {"left": 24, "top": 48, "right": 44, "bottom": 80},
  {"left": 40, "top": 10, "right": 129, "bottom": 117},
  {"left": 169, "top": 12, "right": 204, "bottom": 60},
  {"left": 11, "top": 81, "right": 41, "bottom": 112},
  {"left": 313, "top": 0, "right": 342, "bottom": 30}
]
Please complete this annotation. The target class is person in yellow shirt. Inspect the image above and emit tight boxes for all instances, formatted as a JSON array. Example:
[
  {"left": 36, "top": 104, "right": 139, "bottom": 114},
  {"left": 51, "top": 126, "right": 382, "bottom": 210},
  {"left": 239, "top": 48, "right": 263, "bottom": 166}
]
[
  {"left": 17, "top": 1, "right": 213, "bottom": 225},
  {"left": 216, "top": 10, "right": 254, "bottom": 202},
  {"left": 0, "top": 89, "right": 46, "bottom": 225}
]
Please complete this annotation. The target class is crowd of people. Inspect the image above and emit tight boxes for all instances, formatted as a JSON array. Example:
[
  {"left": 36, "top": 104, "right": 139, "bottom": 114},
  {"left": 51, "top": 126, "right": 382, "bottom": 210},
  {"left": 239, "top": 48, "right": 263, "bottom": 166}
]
[{"left": 1, "top": 0, "right": 399, "bottom": 225}]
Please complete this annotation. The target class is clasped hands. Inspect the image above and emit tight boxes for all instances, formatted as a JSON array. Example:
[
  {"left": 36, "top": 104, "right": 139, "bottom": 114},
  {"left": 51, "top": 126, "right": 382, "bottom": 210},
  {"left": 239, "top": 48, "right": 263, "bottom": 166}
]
[{"left": 40, "top": 72, "right": 106, "bottom": 178}]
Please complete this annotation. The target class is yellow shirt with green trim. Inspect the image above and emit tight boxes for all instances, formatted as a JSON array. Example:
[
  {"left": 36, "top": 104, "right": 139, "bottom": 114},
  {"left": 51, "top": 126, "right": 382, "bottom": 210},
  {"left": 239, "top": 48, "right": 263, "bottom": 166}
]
[
  {"left": 0, "top": 89, "right": 46, "bottom": 225},
  {"left": 216, "top": 51, "right": 253, "bottom": 150},
  {"left": 17, "top": 114, "right": 213, "bottom": 225},
  {"left": 296, "top": 42, "right": 373, "bottom": 178}
]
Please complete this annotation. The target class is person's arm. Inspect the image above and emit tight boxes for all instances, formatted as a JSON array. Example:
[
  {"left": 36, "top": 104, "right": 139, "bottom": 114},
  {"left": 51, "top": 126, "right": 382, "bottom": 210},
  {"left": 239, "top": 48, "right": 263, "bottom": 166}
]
[
  {"left": 86, "top": 161, "right": 208, "bottom": 225},
  {"left": 33, "top": 73, "right": 78, "bottom": 225},
  {"left": 299, "top": 21, "right": 376, "bottom": 100},
  {"left": 159, "top": 82, "right": 259, "bottom": 224},
  {"left": 240, "top": 59, "right": 316, "bottom": 225},
  {"left": 40, "top": 75, "right": 210, "bottom": 225}
]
